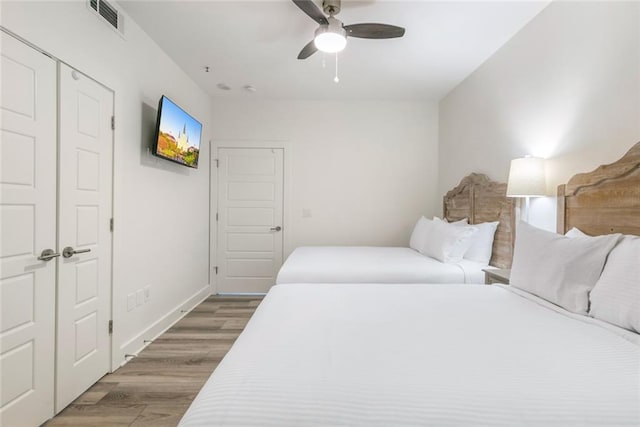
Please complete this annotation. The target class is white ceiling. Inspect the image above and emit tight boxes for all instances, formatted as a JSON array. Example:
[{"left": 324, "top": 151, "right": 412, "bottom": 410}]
[{"left": 119, "top": 0, "right": 549, "bottom": 100}]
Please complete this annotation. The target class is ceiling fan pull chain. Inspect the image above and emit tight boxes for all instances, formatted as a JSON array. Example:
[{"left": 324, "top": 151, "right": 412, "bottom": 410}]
[
  {"left": 334, "top": 52, "right": 340, "bottom": 83},
  {"left": 322, "top": 53, "right": 326, "bottom": 69}
]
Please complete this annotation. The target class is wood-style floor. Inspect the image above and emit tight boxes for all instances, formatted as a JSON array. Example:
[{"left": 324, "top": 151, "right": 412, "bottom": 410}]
[{"left": 45, "top": 295, "right": 263, "bottom": 426}]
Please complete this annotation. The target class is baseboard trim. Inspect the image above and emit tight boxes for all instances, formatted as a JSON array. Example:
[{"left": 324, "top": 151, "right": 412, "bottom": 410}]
[{"left": 114, "top": 285, "right": 211, "bottom": 370}]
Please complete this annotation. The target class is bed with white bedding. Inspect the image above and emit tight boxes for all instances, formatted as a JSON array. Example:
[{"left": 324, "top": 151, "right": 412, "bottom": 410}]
[
  {"left": 180, "top": 283, "right": 640, "bottom": 426},
  {"left": 276, "top": 246, "right": 488, "bottom": 284},
  {"left": 276, "top": 173, "right": 515, "bottom": 285}
]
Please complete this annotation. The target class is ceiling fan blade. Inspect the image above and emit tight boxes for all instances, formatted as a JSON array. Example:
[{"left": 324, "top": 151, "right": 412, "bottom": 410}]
[
  {"left": 298, "top": 40, "right": 318, "bottom": 60},
  {"left": 292, "top": 0, "right": 328, "bottom": 25},
  {"left": 344, "top": 23, "right": 405, "bottom": 39}
]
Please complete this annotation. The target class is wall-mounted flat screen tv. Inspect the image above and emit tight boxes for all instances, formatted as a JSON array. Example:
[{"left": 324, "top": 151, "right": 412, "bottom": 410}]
[{"left": 152, "top": 95, "right": 202, "bottom": 168}]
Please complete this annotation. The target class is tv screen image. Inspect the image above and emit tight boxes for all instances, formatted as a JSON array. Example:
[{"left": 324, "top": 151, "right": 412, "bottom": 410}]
[{"left": 153, "top": 96, "right": 202, "bottom": 168}]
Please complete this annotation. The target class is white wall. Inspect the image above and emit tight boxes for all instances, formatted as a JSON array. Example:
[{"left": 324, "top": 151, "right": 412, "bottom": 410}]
[
  {"left": 439, "top": 1, "right": 640, "bottom": 231},
  {"left": 1, "top": 1, "right": 212, "bottom": 367},
  {"left": 211, "top": 99, "right": 439, "bottom": 261}
]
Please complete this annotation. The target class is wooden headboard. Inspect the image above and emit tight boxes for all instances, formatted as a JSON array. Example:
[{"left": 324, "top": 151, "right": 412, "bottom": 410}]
[
  {"left": 443, "top": 173, "right": 515, "bottom": 268},
  {"left": 557, "top": 142, "right": 640, "bottom": 236}
]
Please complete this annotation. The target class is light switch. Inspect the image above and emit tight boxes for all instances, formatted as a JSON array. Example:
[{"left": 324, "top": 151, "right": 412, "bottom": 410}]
[
  {"left": 127, "top": 293, "right": 136, "bottom": 312},
  {"left": 136, "top": 289, "right": 144, "bottom": 307}
]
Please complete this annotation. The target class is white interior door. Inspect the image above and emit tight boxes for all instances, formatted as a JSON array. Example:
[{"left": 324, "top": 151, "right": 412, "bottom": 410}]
[
  {"left": 0, "top": 33, "right": 57, "bottom": 427},
  {"left": 56, "top": 63, "right": 113, "bottom": 412},
  {"left": 217, "top": 148, "right": 284, "bottom": 293}
]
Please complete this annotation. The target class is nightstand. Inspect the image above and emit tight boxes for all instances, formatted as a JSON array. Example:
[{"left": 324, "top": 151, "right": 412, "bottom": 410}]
[{"left": 482, "top": 268, "right": 511, "bottom": 285}]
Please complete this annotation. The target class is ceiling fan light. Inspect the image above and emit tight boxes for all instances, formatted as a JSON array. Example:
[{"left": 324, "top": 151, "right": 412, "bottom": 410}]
[{"left": 314, "top": 21, "right": 347, "bottom": 53}]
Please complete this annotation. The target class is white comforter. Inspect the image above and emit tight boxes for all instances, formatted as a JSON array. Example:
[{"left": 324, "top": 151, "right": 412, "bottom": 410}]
[
  {"left": 276, "top": 246, "right": 487, "bottom": 284},
  {"left": 180, "top": 284, "right": 640, "bottom": 426}
]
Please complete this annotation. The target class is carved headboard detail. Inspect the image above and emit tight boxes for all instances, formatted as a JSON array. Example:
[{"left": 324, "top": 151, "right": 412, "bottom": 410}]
[
  {"left": 557, "top": 142, "right": 640, "bottom": 236},
  {"left": 443, "top": 173, "right": 515, "bottom": 269}
]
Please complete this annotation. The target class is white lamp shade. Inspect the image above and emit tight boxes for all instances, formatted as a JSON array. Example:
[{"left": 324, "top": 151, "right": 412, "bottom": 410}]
[
  {"left": 506, "top": 156, "right": 546, "bottom": 197},
  {"left": 314, "top": 32, "right": 346, "bottom": 53}
]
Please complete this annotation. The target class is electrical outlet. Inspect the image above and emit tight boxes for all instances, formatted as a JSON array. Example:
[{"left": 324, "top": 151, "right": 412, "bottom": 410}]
[
  {"left": 127, "top": 293, "right": 136, "bottom": 312},
  {"left": 136, "top": 289, "right": 144, "bottom": 307},
  {"left": 144, "top": 285, "right": 151, "bottom": 303}
]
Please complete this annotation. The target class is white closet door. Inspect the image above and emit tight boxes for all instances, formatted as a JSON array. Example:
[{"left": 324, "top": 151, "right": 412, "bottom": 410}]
[
  {"left": 0, "top": 33, "right": 57, "bottom": 427},
  {"left": 56, "top": 63, "right": 113, "bottom": 412},
  {"left": 217, "top": 148, "right": 284, "bottom": 293}
]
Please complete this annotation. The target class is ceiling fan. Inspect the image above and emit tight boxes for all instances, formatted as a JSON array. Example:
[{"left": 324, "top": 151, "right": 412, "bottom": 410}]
[{"left": 293, "top": 0, "right": 405, "bottom": 60}]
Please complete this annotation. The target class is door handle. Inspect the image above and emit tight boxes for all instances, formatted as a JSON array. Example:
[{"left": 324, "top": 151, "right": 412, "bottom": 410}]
[
  {"left": 270, "top": 226, "right": 282, "bottom": 232},
  {"left": 62, "top": 246, "right": 91, "bottom": 258},
  {"left": 38, "top": 249, "right": 61, "bottom": 261}
]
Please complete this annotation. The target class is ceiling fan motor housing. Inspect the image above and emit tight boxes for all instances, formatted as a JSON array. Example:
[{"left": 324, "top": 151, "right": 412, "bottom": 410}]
[{"left": 322, "top": 0, "right": 341, "bottom": 16}]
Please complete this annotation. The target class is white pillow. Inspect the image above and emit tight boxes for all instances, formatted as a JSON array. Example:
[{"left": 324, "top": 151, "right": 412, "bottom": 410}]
[
  {"left": 464, "top": 221, "right": 499, "bottom": 265},
  {"left": 565, "top": 227, "right": 587, "bottom": 238},
  {"left": 439, "top": 217, "right": 469, "bottom": 225},
  {"left": 589, "top": 235, "right": 640, "bottom": 333},
  {"left": 510, "top": 221, "right": 621, "bottom": 314},
  {"left": 409, "top": 216, "right": 430, "bottom": 252},
  {"left": 439, "top": 218, "right": 499, "bottom": 265},
  {"left": 422, "top": 219, "right": 478, "bottom": 263}
]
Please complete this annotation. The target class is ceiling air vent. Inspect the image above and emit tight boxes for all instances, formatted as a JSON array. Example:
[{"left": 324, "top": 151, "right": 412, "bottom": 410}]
[{"left": 88, "top": 0, "right": 125, "bottom": 38}]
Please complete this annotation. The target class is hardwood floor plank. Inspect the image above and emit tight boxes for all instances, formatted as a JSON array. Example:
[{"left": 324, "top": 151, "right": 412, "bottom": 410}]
[
  {"left": 148, "top": 338, "right": 237, "bottom": 347},
  {"left": 129, "top": 404, "right": 192, "bottom": 427},
  {"left": 46, "top": 403, "right": 146, "bottom": 426},
  {"left": 72, "top": 391, "right": 112, "bottom": 406},
  {"left": 44, "top": 295, "right": 263, "bottom": 426},
  {"left": 221, "top": 318, "right": 250, "bottom": 330},
  {"left": 171, "top": 318, "right": 227, "bottom": 328},
  {"left": 100, "top": 390, "right": 198, "bottom": 405},
  {"left": 209, "top": 308, "right": 257, "bottom": 317},
  {"left": 158, "top": 331, "right": 244, "bottom": 340}
]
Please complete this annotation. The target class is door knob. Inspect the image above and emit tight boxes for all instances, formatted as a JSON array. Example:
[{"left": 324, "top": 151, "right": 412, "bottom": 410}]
[
  {"left": 62, "top": 246, "right": 91, "bottom": 258},
  {"left": 270, "top": 226, "right": 282, "bottom": 232},
  {"left": 38, "top": 249, "right": 61, "bottom": 261}
]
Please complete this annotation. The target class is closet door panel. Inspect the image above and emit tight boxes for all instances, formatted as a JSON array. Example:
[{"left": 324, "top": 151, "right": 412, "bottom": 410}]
[
  {"left": 0, "top": 32, "right": 57, "bottom": 427},
  {"left": 56, "top": 63, "right": 114, "bottom": 412}
]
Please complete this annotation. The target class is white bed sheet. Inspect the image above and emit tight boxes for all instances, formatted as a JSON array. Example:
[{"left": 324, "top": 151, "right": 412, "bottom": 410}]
[
  {"left": 180, "top": 284, "right": 640, "bottom": 426},
  {"left": 276, "top": 246, "right": 487, "bottom": 284}
]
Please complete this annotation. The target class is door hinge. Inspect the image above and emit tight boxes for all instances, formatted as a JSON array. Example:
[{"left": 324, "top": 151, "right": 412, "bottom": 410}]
[
  {"left": 108, "top": 320, "right": 113, "bottom": 335},
  {"left": 216, "top": 212, "right": 218, "bottom": 221},
  {"left": 214, "top": 266, "right": 218, "bottom": 275},
  {"left": 109, "top": 218, "right": 114, "bottom": 232},
  {"left": 111, "top": 116, "right": 115, "bottom": 130},
  {"left": 214, "top": 159, "right": 219, "bottom": 168}
]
